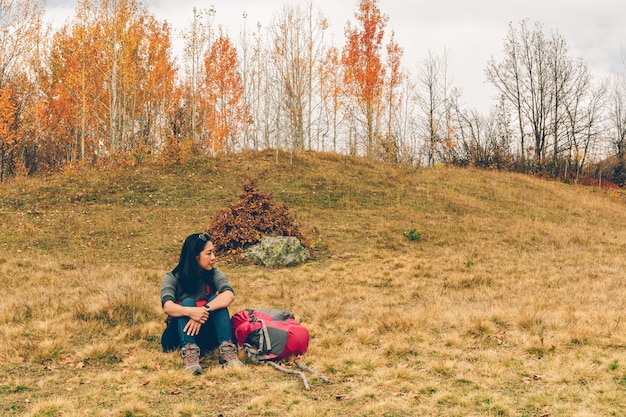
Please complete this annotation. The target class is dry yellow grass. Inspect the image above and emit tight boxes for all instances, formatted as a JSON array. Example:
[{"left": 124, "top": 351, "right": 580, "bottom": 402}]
[{"left": 1, "top": 151, "right": 626, "bottom": 416}]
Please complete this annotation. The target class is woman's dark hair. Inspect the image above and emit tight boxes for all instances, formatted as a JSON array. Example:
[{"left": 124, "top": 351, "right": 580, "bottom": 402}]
[{"left": 173, "top": 233, "right": 213, "bottom": 293}]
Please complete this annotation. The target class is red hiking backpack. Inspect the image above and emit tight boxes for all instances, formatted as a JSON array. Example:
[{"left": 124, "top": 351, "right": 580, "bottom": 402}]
[{"left": 231, "top": 308, "right": 309, "bottom": 363}]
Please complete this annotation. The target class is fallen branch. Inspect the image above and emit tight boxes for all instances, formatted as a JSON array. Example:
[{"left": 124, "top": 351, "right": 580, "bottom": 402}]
[
  {"left": 295, "top": 359, "right": 329, "bottom": 383},
  {"left": 266, "top": 361, "right": 310, "bottom": 390}
]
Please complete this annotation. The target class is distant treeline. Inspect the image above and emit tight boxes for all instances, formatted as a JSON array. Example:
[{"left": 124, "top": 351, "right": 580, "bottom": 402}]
[{"left": 1, "top": 1, "right": 625, "bottom": 185}]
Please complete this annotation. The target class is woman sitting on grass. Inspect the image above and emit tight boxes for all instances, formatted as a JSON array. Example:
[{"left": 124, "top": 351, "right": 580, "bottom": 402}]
[{"left": 160, "top": 232, "right": 243, "bottom": 374}]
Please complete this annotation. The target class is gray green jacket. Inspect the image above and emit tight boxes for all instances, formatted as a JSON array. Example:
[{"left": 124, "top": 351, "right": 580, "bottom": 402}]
[{"left": 160, "top": 268, "right": 234, "bottom": 307}]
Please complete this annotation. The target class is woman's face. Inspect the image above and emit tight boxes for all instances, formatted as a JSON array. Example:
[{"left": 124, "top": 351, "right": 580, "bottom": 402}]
[{"left": 196, "top": 240, "right": 216, "bottom": 271}]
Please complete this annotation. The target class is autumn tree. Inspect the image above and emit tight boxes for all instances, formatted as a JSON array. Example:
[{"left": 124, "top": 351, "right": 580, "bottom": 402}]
[
  {"left": 100, "top": 0, "right": 176, "bottom": 154},
  {"left": 0, "top": 0, "right": 46, "bottom": 179},
  {"left": 268, "top": 2, "right": 329, "bottom": 155},
  {"left": 0, "top": 0, "right": 45, "bottom": 88},
  {"left": 342, "top": 0, "right": 388, "bottom": 157},
  {"left": 0, "top": 82, "right": 17, "bottom": 179},
  {"left": 39, "top": 0, "right": 176, "bottom": 166},
  {"left": 395, "top": 75, "right": 419, "bottom": 165},
  {"left": 381, "top": 30, "right": 403, "bottom": 161},
  {"left": 248, "top": 21, "right": 273, "bottom": 150},
  {"left": 139, "top": 19, "right": 177, "bottom": 151},
  {"left": 39, "top": 9, "right": 99, "bottom": 166},
  {"left": 37, "top": 27, "right": 82, "bottom": 166},
  {"left": 268, "top": 4, "right": 308, "bottom": 152},
  {"left": 319, "top": 46, "right": 344, "bottom": 152},
  {"left": 202, "top": 32, "right": 246, "bottom": 153},
  {"left": 305, "top": 2, "right": 330, "bottom": 151},
  {"left": 239, "top": 12, "right": 252, "bottom": 150},
  {"left": 182, "top": 6, "right": 214, "bottom": 146}
]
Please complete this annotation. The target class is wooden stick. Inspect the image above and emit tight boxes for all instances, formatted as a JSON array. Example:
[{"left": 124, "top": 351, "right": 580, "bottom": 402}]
[
  {"left": 294, "top": 359, "right": 330, "bottom": 383},
  {"left": 266, "top": 361, "right": 310, "bottom": 390}
]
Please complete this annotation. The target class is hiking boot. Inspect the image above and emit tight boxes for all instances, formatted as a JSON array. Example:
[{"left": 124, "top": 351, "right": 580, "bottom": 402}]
[
  {"left": 218, "top": 341, "right": 244, "bottom": 369},
  {"left": 181, "top": 343, "right": 202, "bottom": 375}
]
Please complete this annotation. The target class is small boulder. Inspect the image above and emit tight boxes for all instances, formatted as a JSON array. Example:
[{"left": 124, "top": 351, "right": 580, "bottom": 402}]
[{"left": 245, "top": 236, "right": 309, "bottom": 268}]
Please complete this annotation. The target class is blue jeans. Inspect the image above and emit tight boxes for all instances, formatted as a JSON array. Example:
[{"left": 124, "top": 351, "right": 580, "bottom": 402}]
[{"left": 161, "top": 295, "right": 234, "bottom": 355}]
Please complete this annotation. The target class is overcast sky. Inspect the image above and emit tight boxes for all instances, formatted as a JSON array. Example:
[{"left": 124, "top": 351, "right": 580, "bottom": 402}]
[{"left": 45, "top": 0, "right": 625, "bottom": 112}]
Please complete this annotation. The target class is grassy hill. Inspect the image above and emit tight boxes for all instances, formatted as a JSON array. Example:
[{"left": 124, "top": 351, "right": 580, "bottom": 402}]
[{"left": 1, "top": 150, "right": 626, "bottom": 417}]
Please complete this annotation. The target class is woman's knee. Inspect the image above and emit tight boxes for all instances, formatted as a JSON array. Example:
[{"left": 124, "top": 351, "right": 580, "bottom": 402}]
[{"left": 210, "top": 306, "right": 230, "bottom": 321}]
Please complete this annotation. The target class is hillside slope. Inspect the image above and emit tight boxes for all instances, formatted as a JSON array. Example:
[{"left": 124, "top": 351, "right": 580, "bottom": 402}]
[{"left": 1, "top": 151, "right": 626, "bottom": 417}]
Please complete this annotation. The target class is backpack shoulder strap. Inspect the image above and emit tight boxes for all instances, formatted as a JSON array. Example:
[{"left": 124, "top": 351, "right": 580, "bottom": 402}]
[{"left": 250, "top": 314, "right": 272, "bottom": 352}]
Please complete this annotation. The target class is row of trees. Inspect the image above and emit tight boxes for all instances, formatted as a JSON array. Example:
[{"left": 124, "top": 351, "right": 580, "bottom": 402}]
[{"left": 1, "top": 0, "right": 625, "bottom": 184}]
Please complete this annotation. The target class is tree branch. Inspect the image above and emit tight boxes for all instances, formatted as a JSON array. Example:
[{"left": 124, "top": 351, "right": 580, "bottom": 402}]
[
  {"left": 295, "top": 359, "right": 329, "bottom": 383},
  {"left": 266, "top": 361, "right": 310, "bottom": 390}
]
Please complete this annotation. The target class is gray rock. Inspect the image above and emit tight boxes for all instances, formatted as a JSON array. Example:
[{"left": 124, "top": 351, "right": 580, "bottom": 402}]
[{"left": 245, "top": 236, "right": 309, "bottom": 268}]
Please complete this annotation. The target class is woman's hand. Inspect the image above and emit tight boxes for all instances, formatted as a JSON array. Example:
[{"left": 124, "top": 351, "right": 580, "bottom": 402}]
[
  {"left": 188, "top": 306, "right": 209, "bottom": 323},
  {"left": 184, "top": 318, "right": 203, "bottom": 336},
  {"left": 183, "top": 306, "right": 209, "bottom": 336}
]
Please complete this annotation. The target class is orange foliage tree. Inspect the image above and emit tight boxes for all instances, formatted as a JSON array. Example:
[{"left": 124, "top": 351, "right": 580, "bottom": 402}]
[
  {"left": 0, "top": 0, "right": 46, "bottom": 179},
  {"left": 37, "top": 21, "right": 92, "bottom": 167},
  {"left": 320, "top": 46, "right": 344, "bottom": 153},
  {"left": 202, "top": 33, "right": 245, "bottom": 154},
  {"left": 382, "top": 31, "right": 404, "bottom": 161},
  {"left": 0, "top": 84, "right": 18, "bottom": 179},
  {"left": 37, "top": 0, "right": 177, "bottom": 167},
  {"left": 342, "top": 0, "right": 388, "bottom": 157}
]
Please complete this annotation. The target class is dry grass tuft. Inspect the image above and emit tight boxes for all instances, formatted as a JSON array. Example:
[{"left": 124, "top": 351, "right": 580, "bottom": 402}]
[{"left": 1, "top": 151, "right": 626, "bottom": 416}]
